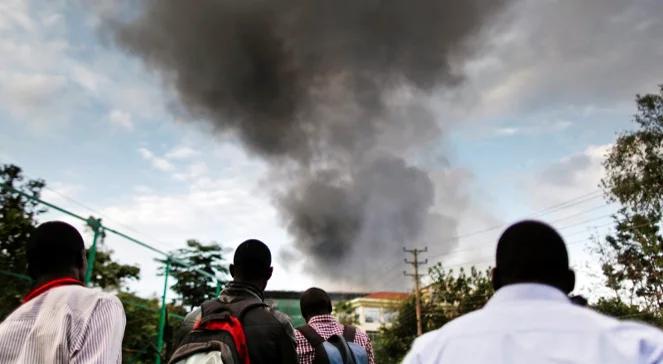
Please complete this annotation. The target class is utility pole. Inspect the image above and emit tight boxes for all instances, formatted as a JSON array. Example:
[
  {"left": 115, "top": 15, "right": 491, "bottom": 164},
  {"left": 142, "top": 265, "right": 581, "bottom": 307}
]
[{"left": 404, "top": 246, "right": 428, "bottom": 336}]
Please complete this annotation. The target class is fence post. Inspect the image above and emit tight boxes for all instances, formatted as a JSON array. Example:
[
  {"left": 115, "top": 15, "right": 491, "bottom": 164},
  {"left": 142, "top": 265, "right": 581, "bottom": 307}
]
[
  {"left": 155, "top": 257, "right": 171, "bottom": 364},
  {"left": 84, "top": 217, "right": 103, "bottom": 286},
  {"left": 215, "top": 279, "right": 221, "bottom": 296}
]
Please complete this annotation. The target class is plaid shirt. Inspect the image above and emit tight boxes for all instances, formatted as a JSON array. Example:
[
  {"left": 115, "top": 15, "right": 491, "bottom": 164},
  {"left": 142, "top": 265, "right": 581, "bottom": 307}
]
[{"left": 295, "top": 315, "right": 375, "bottom": 364}]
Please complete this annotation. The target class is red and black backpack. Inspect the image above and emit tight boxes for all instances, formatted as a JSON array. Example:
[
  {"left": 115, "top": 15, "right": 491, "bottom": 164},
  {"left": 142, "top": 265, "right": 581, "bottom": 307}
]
[{"left": 168, "top": 299, "right": 267, "bottom": 364}]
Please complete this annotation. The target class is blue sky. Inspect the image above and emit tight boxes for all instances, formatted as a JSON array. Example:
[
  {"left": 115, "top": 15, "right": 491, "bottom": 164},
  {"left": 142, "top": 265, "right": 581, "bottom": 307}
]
[{"left": 1, "top": 0, "right": 662, "bottom": 298}]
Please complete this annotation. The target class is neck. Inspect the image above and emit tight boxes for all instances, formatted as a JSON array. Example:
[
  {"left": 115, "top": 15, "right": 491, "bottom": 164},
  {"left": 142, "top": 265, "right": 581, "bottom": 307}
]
[
  {"left": 34, "top": 272, "right": 80, "bottom": 287},
  {"left": 234, "top": 279, "right": 265, "bottom": 293}
]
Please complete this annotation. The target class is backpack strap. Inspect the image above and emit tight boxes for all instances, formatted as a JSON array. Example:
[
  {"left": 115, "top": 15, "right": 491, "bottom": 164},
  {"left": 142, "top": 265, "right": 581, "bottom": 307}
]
[
  {"left": 343, "top": 325, "right": 357, "bottom": 343},
  {"left": 297, "top": 325, "right": 328, "bottom": 363},
  {"left": 237, "top": 302, "right": 269, "bottom": 321},
  {"left": 199, "top": 299, "right": 232, "bottom": 325},
  {"left": 199, "top": 298, "right": 269, "bottom": 326}
]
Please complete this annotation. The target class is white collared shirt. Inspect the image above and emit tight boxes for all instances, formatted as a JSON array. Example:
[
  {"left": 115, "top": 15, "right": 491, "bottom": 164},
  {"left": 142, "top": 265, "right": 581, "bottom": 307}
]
[
  {"left": 0, "top": 285, "right": 125, "bottom": 363},
  {"left": 403, "top": 283, "right": 663, "bottom": 364}
]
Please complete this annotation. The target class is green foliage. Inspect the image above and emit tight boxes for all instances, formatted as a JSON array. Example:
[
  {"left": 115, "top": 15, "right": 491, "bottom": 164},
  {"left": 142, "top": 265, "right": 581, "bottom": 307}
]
[
  {"left": 89, "top": 248, "right": 141, "bottom": 290},
  {"left": 0, "top": 164, "right": 45, "bottom": 319},
  {"left": 426, "top": 264, "right": 493, "bottom": 318},
  {"left": 373, "top": 296, "right": 417, "bottom": 364},
  {"left": 159, "top": 239, "right": 228, "bottom": 310},
  {"left": 119, "top": 291, "right": 187, "bottom": 364},
  {"left": 374, "top": 265, "right": 493, "bottom": 364},
  {"left": 0, "top": 163, "right": 191, "bottom": 363},
  {"left": 599, "top": 85, "right": 663, "bottom": 311},
  {"left": 602, "top": 85, "right": 663, "bottom": 215},
  {"left": 593, "top": 297, "right": 663, "bottom": 329},
  {"left": 334, "top": 300, "right": 359, "bottom": 325}
]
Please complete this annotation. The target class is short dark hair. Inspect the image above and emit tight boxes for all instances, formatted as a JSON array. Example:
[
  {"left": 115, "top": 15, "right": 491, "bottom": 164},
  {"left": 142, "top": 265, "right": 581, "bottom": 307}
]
[
  {"left": 233, "top": 239, "right": 272, "bottom": 281},
  {"left": 27, "top": 221, "right": 85, "bottom": 279},
  {"left": 300, "top": 287, "right": 332, "bottom": 320},
  {"left": 495, "top": 220, "right": 573, "bottom": 292}
]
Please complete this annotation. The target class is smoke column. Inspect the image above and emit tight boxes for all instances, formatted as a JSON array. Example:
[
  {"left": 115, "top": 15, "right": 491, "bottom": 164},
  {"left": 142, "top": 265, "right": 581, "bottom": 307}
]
[{"left": 108, "top": 0, "right": 510, "bottom": 288}]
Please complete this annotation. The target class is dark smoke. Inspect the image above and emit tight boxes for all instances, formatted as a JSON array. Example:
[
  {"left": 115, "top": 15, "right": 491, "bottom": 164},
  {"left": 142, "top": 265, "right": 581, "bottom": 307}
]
[{"left": 109, "top": 0, "right": 510, "bottom": 288}]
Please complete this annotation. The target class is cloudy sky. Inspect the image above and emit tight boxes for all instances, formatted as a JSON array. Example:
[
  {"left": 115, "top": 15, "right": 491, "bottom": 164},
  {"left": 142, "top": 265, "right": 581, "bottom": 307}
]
[{"left": 1, "top": 0, "right": 662, "bottom": 298}]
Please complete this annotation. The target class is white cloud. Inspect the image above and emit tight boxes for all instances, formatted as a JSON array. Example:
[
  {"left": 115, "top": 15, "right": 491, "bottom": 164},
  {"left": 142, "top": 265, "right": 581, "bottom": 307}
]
[
  {"left": 490, "top": 119, "right": 573, "bottom": 139},
  {"left": 98, "top": 174, "right": 307, "bottom": 291},
  {"left": 495, "top": 127, "right": 519, "bottom": 137},
  {"left": 40, "top": 181, "right": 83, "bottom": 206},
  {"left": 436, "top": 0, "right": 663, "bottom": 127},
  {"left": 524, "top": 144, "right": 616, "bottom": 249},
  {"left": 0, "top": 0, "right": 34, "bottom": 32},
  {"left": 534, "top": 144, "right": 610, "bottom": 201},
  {"left": 524, "top": 144, "right": 620, "bottom": 298},
  {"left": 165, "top": 146, "right": 198, "bottom": 160},
  {"left": 108, "top": 109, "right": 133, "bottom": 130},
  {"left": 0, "top": 72, "right": 66, "bottom": 119},
  {"left": 138, "top": 147, "right": 175, "bottom": 172},
  {"left": 71, "top": 64, "right": 103, "bottom": 93},
  {"left": 174, "top": 161, "right": 209, "bottom": 181}
]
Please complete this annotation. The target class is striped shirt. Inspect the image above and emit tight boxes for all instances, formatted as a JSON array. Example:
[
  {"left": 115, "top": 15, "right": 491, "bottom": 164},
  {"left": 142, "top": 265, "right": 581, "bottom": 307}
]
[
  {"left": 0, "top": 284, "right": 126, "bottom": 363},
  {"left": 295, "top": 315, "right": 375, "bottom": 364}
]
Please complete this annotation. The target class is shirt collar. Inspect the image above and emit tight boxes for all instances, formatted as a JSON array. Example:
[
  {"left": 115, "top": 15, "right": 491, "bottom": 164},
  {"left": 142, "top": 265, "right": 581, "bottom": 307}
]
[
  {"left": 308, "top": 314, "right": 337, "bottom": 325},
  {"left": 486, "top": 283, "right": 570, "bottom": 307},
  {"left": 221, "top": 281, "right": 264, "bottom": 301},
  {"left": 22, "top": 277, "right": 83, "bottom": 304}
]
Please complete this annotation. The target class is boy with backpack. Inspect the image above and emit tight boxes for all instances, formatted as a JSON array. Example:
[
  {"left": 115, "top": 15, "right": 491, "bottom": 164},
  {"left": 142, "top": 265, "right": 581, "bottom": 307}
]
[
  {"left": 295, "top": 288, "right": 374, "bottom": 364},
  {"left": 170, "top": 239, "right": 297, "bottom": 364}
]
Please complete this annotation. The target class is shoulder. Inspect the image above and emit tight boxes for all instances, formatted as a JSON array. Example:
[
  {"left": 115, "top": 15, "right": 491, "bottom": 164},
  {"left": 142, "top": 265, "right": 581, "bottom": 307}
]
[
  {"left": 404, "top": 328, "right": 444, "bottom": 362},
  {"left": 352, "top": 325, "right": 372, "bottom": 342},
  {"left": 49, "top": 286, "right": 124, "bottom": 314},
  {"left": 607, "top": 318, "right": 663, "bottom": 344},
  {"left": 271, "top": 308, "right": 294, "bottom": 327},
  {"left": 407, "top": 308, "right": 487, "bottom": 353},
  {"left": 293, "top": 326, "right": 308, "bottom": 344}
]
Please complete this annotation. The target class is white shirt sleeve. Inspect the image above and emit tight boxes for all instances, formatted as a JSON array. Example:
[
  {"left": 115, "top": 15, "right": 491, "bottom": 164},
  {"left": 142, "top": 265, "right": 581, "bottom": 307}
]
[{"left": 71, "top": 296, "right": 126, "bottom": 364}]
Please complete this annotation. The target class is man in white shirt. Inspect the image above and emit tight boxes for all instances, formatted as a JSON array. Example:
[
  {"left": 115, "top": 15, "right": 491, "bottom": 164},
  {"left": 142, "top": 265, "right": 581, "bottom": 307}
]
[
  {"left": 403, "top": 220, "right": 663, "bottom": 364},
  {"left": 0, "top": 221, "right": 126, "bottom": 363}
]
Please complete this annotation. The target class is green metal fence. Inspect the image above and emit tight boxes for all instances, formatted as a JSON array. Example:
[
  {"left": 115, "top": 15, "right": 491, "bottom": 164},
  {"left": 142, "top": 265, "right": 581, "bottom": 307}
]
[{"left": 7, "top": 187, "right": 224, "bottom": 363}]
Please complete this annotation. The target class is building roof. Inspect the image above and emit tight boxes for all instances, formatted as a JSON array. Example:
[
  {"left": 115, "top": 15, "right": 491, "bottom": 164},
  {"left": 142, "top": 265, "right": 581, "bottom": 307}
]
[{"left": 362, "top": 291, "right": 409, "bottom": 301}]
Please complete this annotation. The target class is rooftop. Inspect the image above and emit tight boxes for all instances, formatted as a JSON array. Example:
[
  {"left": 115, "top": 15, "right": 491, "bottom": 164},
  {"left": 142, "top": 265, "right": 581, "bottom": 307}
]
[{"left": 361, "top": 291, "right": 409, "bottom": 301}]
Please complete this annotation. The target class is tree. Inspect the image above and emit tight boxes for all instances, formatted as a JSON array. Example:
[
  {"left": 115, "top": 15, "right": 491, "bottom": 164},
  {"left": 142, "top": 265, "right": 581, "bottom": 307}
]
[
  {"left": 334, "top": 300, "right": 359, "bottom": 325},
  {"left": 0, "top": 163, "right": 188, "bottom": 362},
  {"left": 599, "top": 85, "right": 663, "bottom": 311},
  {"left": 0, "top": 164, "right": 45, "bottom": 319},
  {"left": 159, "top": 239, "right": 228, "bottom": 310},
  {"left": 119, "top": 291, "right": 187, "bottom": 364},
  {"left": 89, "top": 245, "right": 140, "bottom": 290},
  {"left": 374, "top": 265, "right": 493, "bottom": 363},
  {"left": 593, "top": 297, "right": 663, "bottom": 329}
]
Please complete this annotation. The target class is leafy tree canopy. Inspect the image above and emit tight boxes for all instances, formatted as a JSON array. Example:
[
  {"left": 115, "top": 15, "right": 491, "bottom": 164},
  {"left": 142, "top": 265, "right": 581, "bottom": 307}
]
[
  {"left": 599, "top": 85, "right": 663, "bottom": 311},
  {"left": 159, "top": 239, "right": 228, "bottom": 310}
]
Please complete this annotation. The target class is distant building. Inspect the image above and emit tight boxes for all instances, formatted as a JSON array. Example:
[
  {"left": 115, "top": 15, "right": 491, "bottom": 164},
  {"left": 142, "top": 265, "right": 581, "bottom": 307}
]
[
  {"left": 265, "top": 290, "right": 367, "bottom": 328},
  {"left": 347, "top": 292, "right": 409, "bottom": 334}
]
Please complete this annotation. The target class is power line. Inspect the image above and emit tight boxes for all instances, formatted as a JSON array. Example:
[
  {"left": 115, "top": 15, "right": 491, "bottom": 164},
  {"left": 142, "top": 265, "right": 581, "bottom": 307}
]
[
  {"left": 368, "top": 192, "right": 616, "bottom": 289},
  {"left": 530, "top": 191, "right": 603, "bottom": 217},
  {"left": 41, "top": 185, "right": 179, "bottom": 252},
  {"left": 426, "top": 192, "right": 608, "bottom": 261}
]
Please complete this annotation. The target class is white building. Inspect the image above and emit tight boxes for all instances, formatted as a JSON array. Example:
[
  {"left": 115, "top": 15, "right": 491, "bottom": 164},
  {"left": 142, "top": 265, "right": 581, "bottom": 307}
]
[{"left": 348, "top": 292, "right": 409, "bottom": 334}]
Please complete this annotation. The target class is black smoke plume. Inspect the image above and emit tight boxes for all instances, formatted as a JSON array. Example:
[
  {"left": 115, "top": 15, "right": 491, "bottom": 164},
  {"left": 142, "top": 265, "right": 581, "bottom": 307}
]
[{"left": 109, "top": 0, "right": 510, "bottom": 288}]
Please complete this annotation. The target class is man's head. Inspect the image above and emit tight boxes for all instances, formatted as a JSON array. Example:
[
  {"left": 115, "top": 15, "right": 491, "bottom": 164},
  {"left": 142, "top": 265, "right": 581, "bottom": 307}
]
[
  {"left": 27, "top": 221, "right": 87, "bottom": 281},
  {"left": 229, "top": 239, "right": 273, "bottom": 291},
  {"left": 300, "top": 287, "right": 332, "bottom": 322},
  {"left": 492, "top": 220, "right": 575, "bottom": 294}
]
